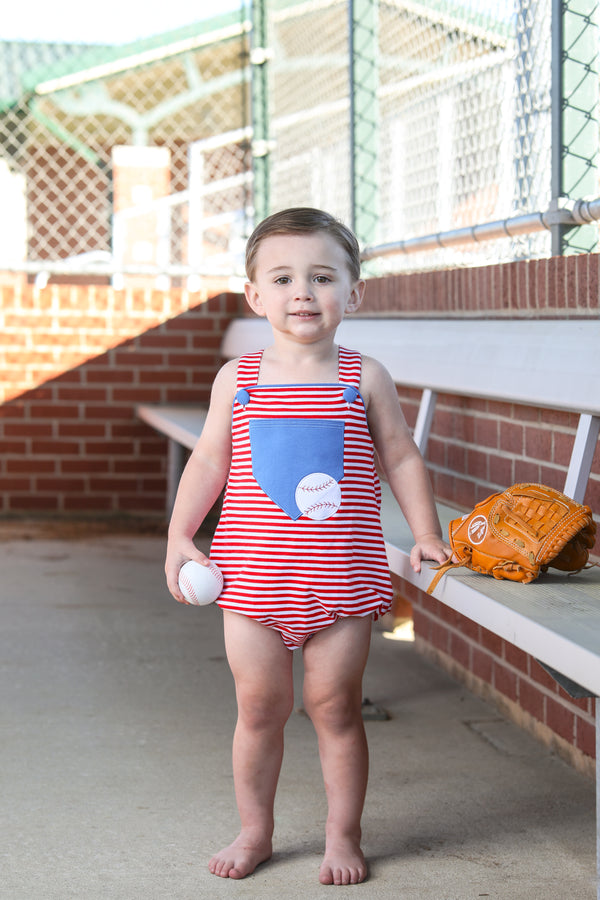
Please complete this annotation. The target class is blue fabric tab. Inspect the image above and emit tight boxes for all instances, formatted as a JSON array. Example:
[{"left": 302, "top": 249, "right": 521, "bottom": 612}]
[
  {"left": 343, "top": 386, "right": 359, "bottom": 405},
  {"left": 235, "top": 389, "right": 250, "bottom": 406}
]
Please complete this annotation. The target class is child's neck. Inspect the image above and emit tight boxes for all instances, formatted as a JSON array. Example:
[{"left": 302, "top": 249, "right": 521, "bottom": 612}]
[{"left": 258, "top": 341, "right": 339, "bottom": 384}]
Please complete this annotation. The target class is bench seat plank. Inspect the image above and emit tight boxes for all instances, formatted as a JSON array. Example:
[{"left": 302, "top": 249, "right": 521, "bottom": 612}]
[
  {"left": 137, "top": 404, "right": 208, "bottom": 451},
  {"left": 137, "top": 404, "right": 209, "bottom": 511},
  {"left": 380, "top": 483, "right": 600, "bottom": 697}
]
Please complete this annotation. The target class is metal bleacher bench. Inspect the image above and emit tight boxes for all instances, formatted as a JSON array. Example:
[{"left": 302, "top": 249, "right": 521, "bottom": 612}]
[{"left": 138, "top": 316, "right": 600, "bottom": 895}]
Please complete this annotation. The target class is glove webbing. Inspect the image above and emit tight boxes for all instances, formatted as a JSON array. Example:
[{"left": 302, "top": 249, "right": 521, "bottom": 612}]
[{"left": 503, "top": 497, "right": 570, "bottom": 540}]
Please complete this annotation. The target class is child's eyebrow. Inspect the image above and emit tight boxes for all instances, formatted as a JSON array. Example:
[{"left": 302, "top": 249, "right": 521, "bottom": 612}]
[{"left": 267, "top": 264, "right": 339, "bottom": 274}]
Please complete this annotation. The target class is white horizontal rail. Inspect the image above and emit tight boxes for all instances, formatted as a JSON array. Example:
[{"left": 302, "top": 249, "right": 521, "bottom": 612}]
[{"left": 362, "top": 197, "right": 600, "bottom": 260}]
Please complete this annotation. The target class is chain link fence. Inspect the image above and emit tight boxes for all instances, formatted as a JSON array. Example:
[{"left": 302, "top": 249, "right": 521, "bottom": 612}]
[
  {"left": 559, "top": 0, "right": 600, "bottom": 254},
  {"left": 0, "top": 1, "right": 597, "bottom": 281},
  {"left": 0, "top": 12, "right": 253, "bottom": 284},
  {"left": 268, "top": 0, "right": 353, "bottom": 228},
  {"left": 374, "top": 0, "right": 553, "bottom": 269}
]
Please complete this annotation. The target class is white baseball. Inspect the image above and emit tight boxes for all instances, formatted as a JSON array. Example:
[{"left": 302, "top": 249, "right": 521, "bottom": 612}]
[
  {"left": 295, "top": 472, "right": 342, "bottom": 520},
  {"left": 178, "top": 560, "right": 223, "bottom": 606}
]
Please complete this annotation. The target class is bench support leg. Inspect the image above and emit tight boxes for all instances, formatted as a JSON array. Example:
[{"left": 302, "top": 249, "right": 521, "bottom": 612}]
[
  {"left": 166, "top": 438, "right": 185, "bottom": 518},
  {"left": 564, "top": 413, "right": 600, "bottom": 504},
  {"left": 413, "top": 388, "right": 438, "bottom": 454}
]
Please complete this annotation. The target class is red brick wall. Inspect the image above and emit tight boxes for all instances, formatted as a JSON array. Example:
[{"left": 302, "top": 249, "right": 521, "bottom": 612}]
[
  {"left": 364, "top": 253, "right": 599, "bottom": 776},
  {"left": 0, "top": 280, "right": 231, "bottom": 404},
  {"left": 0, "top": 285, "right": 244, "bottom": 516},
  {"left": 364, "top": 251, "right": 600, "bottom": 317}
]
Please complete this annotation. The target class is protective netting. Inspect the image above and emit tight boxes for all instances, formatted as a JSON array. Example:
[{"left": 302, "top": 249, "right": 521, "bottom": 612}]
[
  {"left": 267, "top": 0, "right": 557, "bottom": 271},
  {"left": 0, "top": 14, "right": 253, "bottom": 281},
  {"left": 268, "top": 0, "right": 352, "bottom": 227}
]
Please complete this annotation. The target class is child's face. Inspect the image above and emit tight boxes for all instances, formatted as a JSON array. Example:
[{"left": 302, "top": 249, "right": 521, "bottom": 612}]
[{"left": 244, "top": 232, "right": 364, "bottom": 344}]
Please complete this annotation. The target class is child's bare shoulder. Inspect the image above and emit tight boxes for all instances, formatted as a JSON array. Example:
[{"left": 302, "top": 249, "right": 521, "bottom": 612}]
[
  {"left": 359, "top": 354, "right": 396, "bottom": 401},
  {"left": 209, "top": 358, "right": 239, "bottom": 407},
  {"left": 358, "top": 353, "right": 412, "bottom": 432},
  {"left": 216, "top": 356, "right": 240, "bottom": 383}
]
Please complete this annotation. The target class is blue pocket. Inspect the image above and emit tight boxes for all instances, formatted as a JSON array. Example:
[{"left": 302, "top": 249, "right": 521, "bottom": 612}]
[{"left": 249, "top": 419, "right": 344, "bottom": 519}]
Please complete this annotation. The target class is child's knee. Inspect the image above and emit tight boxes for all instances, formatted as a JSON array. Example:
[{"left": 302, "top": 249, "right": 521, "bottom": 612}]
[
  {"left": 303, "top": 686, "right": 362, "bottom": 732},
  {"left": 238, "top": 686, "right": 293, "bottom": 731}
]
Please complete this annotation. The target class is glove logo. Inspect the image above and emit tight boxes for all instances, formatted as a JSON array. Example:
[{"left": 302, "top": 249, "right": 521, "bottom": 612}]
[{"left": 468, "top": 515, "right": 488, "bottom": 545}]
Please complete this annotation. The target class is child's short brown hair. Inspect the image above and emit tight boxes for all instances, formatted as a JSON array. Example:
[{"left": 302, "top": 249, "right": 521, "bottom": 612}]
[{"left": 245, "top": 207, "right": 361, "bottom": 283}]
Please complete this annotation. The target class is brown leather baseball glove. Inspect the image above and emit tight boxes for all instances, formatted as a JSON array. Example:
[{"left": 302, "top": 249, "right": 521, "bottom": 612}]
[{"left": 427, "top": 483, "right": 596, "bottom": 594}]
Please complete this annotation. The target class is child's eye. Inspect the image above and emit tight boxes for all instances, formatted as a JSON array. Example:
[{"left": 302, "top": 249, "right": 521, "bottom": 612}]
[
  {"left": 274, "top": 275, "right": 291, "bottom": 284},
  {"left": 314, "top": 275, "right": 332, "bottom": 284}
]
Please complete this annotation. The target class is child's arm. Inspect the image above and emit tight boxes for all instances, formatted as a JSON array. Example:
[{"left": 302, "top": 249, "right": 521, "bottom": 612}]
[
  {"left": 361, "top": 355, "right": 451, "bottom": 573},
  {"left": 165, "top": 360, "right": 237, "bottom": 602}
]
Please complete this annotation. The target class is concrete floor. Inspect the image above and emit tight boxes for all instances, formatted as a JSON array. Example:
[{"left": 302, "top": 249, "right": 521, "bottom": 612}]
[{"left": 1, "top": 532, "right": 596, "bottom": 899}]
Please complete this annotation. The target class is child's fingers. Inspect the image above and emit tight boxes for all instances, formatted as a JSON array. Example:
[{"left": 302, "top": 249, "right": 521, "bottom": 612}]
[
  {"left": 187, "top": 549, "right": 210, "bottom": 566},
  {"left": 166, "top": 566, "right": 186, "bottom": 603},
  {"left": 409, "top": 545, "right": 424, "bottom": 573},
  {"left": 410, "top": 541, "right": 453, "bottom": 573},
  {"left": 165, "top": 544, "right": 209, "bottom": 603},
  {"left": 435, "top": 545, "right": 453, "bottom": 563}
]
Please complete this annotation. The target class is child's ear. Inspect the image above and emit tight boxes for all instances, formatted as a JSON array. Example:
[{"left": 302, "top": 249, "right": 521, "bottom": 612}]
[
  {"left": 345, "top": 279, "right": 366, "bottom": 314},
  {"left": 244, "top": 282, "right": 266, "bottom": 317}
]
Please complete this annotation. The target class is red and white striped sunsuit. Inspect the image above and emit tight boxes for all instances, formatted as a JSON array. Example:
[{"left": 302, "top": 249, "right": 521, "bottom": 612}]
[{"left": 211, "top": 347, "right": 393, "bottom": 650}]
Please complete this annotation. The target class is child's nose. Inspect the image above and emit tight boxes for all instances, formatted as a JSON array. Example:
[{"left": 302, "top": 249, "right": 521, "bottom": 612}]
[{"left": 294, "top": 282, "right": 314, "bottom": 300}]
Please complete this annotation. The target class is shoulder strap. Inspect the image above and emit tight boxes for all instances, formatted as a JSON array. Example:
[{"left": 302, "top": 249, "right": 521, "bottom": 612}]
[
  {"left": 338, "top": 346, "right": 362, "bottom": 388},
  {"left": 236, "top": 351, "right": 262, "bottom": 389}
]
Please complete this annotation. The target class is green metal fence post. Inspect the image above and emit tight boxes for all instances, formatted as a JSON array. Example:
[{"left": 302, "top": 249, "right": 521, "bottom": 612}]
[
  {"left": 251, "top": 0, "right": 271, "bottom": 225},
  {"left": 551, "top": 0, "right": 599, "bottom": 255},
  {"left": 348, "top": 0, "right": 379, "bottom": 250}
]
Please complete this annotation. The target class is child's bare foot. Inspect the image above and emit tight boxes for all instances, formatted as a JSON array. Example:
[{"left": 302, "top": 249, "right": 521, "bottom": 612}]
[
  {"left": 319, "top": 836, "right": 367, "bottom": 885},
  {"left": 208, "top": 830, "right": 272, "bottom": 879}
]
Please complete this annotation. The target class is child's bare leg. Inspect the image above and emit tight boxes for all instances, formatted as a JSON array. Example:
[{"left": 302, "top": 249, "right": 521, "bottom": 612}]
[
  {"left": 302, "top": 616, "right": 372, "bottom": 885},
  {"left": 209, "top": 611, "right": 294, "bottom": 879}
]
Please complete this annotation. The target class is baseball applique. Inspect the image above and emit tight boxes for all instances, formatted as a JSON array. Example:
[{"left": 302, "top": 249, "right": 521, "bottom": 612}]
[
  {"left": 249, "top": 418, "right": 345, "bottom": 519},
  {"left": 295, "top": 472, "right": 342, "bottom": 520}
]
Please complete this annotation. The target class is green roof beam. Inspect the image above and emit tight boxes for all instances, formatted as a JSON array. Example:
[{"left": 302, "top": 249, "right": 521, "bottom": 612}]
[{"left": 29, "top": 98, "right": 102, "bottom": 166}]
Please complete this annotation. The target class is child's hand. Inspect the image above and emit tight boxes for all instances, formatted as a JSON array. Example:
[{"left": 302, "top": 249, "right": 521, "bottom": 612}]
[
  {"left": 409, "top": 535, "right": 453, "bottom": 574},
  {"left": 165, "top": 539, "right": 211, "bottom": 603}
]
